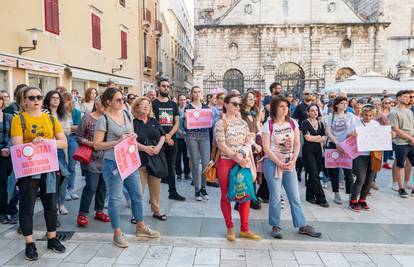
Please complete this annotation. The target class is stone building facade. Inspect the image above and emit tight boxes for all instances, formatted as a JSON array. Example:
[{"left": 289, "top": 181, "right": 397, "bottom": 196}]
[{"left": 194, "top": 0, "right": 390, "bottom": 96}]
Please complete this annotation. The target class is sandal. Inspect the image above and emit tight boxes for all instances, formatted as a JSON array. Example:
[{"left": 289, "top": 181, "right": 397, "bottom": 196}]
[
  {"left": 77, "top": 215, "right": 88, "bottom": 227},
  {"left": 152, "top": 214, "right": 167, "bottom": 221},
  {"left": 94, "top": 212, "right": 110, "bottom": 222}
]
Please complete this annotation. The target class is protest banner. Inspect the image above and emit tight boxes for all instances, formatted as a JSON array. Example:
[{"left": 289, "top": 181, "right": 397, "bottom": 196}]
[
  {"left": 356, "top": 125, "right": 392, "bottom": 152},
  {"left": 340, "top": 136, "right": 361, "bottom": 159},
  {"left": 10, "top": 140, "right": 59, "bottom": 179},
  {"left": 114, "top": 136, "right": 141, "bottom": 180},
  {"left": 186, "top": 109, "right": 213, "bottom": 129},
  {"left": 324, "top": 149, "right": 353, "bottom": 169}
]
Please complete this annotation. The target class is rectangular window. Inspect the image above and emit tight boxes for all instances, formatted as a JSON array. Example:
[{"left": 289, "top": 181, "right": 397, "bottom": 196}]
[
  {"left": 121, "top": 30, "right": 127, "bottom": 59},
  {"left": 44, "top": 0, "right": 59, "bottom": 34},
  {"left": 119, "top": 0, "right": 126, "bottom": 7},
  {"left": 91, "top": 13, "right": 101, "bottom": 50}
]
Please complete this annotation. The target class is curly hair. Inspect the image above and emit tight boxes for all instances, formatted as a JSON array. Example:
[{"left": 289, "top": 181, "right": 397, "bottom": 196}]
[{"left": 43, "top": 90, "right": 66, "bottom": 120}]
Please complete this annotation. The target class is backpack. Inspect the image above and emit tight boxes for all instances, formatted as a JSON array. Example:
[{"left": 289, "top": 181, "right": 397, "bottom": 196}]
[
  {"left": 268, "top": 118, "right": 296, "bottom": 133},
  {"left": 103, "top": 110, "right": 132, "bottom": 141}
]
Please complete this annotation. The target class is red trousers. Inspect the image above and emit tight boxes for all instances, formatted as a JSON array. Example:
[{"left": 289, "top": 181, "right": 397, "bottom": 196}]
[{"left": 216, "top": 158, "right": 250, "bottom": 231}]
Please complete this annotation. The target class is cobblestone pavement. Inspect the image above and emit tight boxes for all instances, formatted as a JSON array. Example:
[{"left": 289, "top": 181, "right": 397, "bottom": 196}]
[{"left": 1, "top": 166, "right": 414, "bottom": 266}]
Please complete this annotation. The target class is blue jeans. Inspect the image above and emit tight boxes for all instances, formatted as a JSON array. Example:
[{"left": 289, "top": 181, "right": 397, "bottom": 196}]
[
  {"left": 78, "top": 171, "right": 106, "bottom": 215},
  {"left": 58, "top": 149, "right": 69, "bottom": 205},
  {"left": 186, "top": 137, "right": 210, "bottom": 192},
  {"left": 67, "top": 135, "right": 79, "bottom": 191},
  {"left": 263, "top": 158, "right": 307, "bottom": 228},
  {"left": 102, "top": 159, "right": 143, "bottom": 229}
]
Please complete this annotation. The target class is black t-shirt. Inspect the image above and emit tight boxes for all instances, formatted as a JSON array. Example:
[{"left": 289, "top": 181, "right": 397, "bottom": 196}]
[
  {"left": 292, "top": 102, "right": 321, "bottom": 129},
  {"left": 133, "top": 117, "right": 165, "bottom": 166},
  {"left": 301, "top": 119, "right": 325, "bottom": 149},
  {"left": 152, "top": 99, "right": 179, "bottom": 137}
]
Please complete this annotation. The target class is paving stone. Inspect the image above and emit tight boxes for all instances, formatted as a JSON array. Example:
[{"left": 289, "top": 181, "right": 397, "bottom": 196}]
[
  {"left": 220, "top": 259, "right": 247, "bottom": 267},
  {"left": 62, "top": 243, "right": 103, "bottom": 264},
  {"left": 393, "top": 255, "right": 414, "bottom": 267},
  {"left": 193, "top": 265, "right": 219, "bottom": 267},
  {"left": 0, "top": 240, "right": 25, "bottom": 260},
  {"left": 195, "top": 248, "right": 220, "bottom": 265},
  {"left": 343, "top": 253, "right": 373, "bottom": 263},
  {"left": 318, "top": 252, "right": 350, "bottom": 266},
  {"left": 115, "top": 244, "right": 148, "bottom": 265},
  {"left": 140, "top": 258, "right": 168, "bottom": 267},
  {"left": 368, "top": 254, "right": 402, "bottom": 267},
  {"left": 43, "top": 243, "right": 79, "bottom": 259},
  {"left": 220, "top": 248, "right": 246, "bottom": 260},
  {"left": 58, "top": 263, "right": 86, "bottom": 267},
  {"left": 294, "top": 251, "right": 323, "bottom": 265},
  {"left": 166, "top": 247, "right": 196, "bottom": 267},
  {"left": 31, "top": 258, "right": 62, "bottom": 267},
  {"left": 245, "top": 249, "right": 271, "bottom": 264},
  {"left": 271, "top": 259, "right": 299, "bottom": 267},
  {"left": 145, "top": 246, "right": 173, "bottom": 260},
  {"left": 270, "top": 250, "right": 296, "bottom": 261},
  {"left": 85, "top": 257, "right": 116, "bottom": 267},
  {"left": 349, "top": 263, "right": 377, "bottom": 267},
  {"left": 94, "top": 243, "right": 124, "bottom": 258}
]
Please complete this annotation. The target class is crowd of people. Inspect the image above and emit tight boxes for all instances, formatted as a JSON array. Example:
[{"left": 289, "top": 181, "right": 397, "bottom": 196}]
[{"left": 0, "top": 79, "right": 413, "bottom": 261}]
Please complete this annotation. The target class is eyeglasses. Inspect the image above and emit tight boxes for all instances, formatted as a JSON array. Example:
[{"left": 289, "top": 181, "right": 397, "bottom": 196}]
[
  {"left": 384, "top": 102, "right": 391, "bottom": 104},
  {"left": 229, "top": 102, "right": 240, "bottom": 107},
  {"left": 247, "top": 98, "right": 256, "bottom": 101},
  {"left": 113, "top": 98, "right": 124, "bottom": 104},
  {"left": 51, "top": 96, "right": 60, "bottom": 101},
  {"left": 26, "top": 95, "right": 43, "bottom": 101},
  {"left": 303, "top": 93, "right": 312, "bottom": 96}
]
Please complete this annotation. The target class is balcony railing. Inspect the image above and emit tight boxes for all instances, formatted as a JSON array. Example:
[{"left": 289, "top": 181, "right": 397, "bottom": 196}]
[
  {"left": 144, "top": 56, "right": 152, "bottom": 69},
  {"left": 155, "top": 20, "right": 163, "bottom": 36}
]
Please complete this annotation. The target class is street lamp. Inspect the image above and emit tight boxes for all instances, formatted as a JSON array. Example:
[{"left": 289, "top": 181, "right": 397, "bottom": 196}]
[
  {"left": 112, "top": 58, "right": 126, "bottom": 73},
  {"left": 19, "top": 28, "right": 42, "bottom": 55}
]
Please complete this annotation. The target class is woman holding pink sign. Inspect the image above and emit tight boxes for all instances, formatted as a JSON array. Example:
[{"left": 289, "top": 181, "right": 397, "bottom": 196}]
[
  {"left": 94, "top": 87, "right": 160, "bottom": 248},
  {"left": 183, "top": 86, "right": 211, "bottom": 201},
  {"left": 10, "top": 87, "right": 67, "bottom": 261}
]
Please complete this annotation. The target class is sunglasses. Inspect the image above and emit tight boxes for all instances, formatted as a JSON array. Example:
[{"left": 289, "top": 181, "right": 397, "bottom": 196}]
[
  {"left": 229, "top": 102, "right": 240, "bottom": 107},
  {"left": 303, "top": 93, "right": 312, "bottom": 96},
  {"left": 410, "top": 96, "right": 414, "bottom": 99},
  {"left": 113, "top": 98, "right": 124, "bottom": 104},
  {"left": 26, "top": 95, "right": 44, "bottom": 101},
  {"left": 384, "top": 102, "right": 391, "bottom": 104}
]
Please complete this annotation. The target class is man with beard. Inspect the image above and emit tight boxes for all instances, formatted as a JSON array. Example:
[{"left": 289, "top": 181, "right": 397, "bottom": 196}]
[{"left": 152, "top": 78, "right": 186, "bottom": 201}]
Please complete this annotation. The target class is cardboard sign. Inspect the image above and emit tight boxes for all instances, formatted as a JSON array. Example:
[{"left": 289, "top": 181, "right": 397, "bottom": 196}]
[
  {"left": 10, "top": 140, "right": 59, "bottom": 179},
  {"left": 340, "top": 136, "right": 361, "bottom": 159},
  {"left": 114, "top": 136, "right": 141, "bottom": 180},
  {"left": 356, "top": 125, "right": 392, "bottom": 152},
  {"left": 324, "top": 149, "right": 353, "bottom": 169},
  {"left": 186, "top": 109, "right": 213, "bottom": 129}
]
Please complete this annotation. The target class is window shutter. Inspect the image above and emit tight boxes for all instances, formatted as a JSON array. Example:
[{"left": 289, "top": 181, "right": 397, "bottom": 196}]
[
  {"left": 45, "top": 0, "right": 59, "bottom": 34},
  {"left": 121, "top": 31, "right": 127, "bottom": 59},
  {"left": 92, "top": 14, "right": 101, "bottom": 50}
]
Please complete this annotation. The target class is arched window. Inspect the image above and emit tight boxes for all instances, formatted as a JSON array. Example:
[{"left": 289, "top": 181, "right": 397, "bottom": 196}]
[
  {"left": 274, "top": 62, "right": 305, "bottom": 96},
  {"left": 336, "top": 67, "right": 356, "bottom": 81},
  {"left": 223, "top": 69, "right": 244, "bottom": 92}
]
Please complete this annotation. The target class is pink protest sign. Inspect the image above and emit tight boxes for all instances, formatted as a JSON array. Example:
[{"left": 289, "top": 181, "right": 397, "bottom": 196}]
[
  {"left": 114, "top": 136, "right": 141, "bottom": 180},
  {"left": 10, "top": 140, "right": 59, "bottom": 179},
  {"left": 324, "top": 149, "right": 353, "bottom": 169},
  {"left": 186, "top": 109, "right": 213, "bottom": 129},
  {"left": 340, "top": 136, "right": 361, "bottom": 160}
]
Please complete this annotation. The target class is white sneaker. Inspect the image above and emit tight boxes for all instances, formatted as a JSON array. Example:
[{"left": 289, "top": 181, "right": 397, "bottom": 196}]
[
  {"left": 200, "top": 189, "right": 209, "bottom": 200},
  {"left": 59, "top": 205, "right": 69, "bottom": 215},
  {"left": 392, "top": 182, "right": 399, "bottom": 191},
  {"left": 65, "top": 192, "right": 72, "bottom": 201},
  {"left": 322, "top": 182, "right": 328, "bottom": 189},
  {"left": 405, "top": 182, "right": 412, "bottom": 190},
  {"left": 195, "top": 192, "right": 202, "bottom": 201},
  {"left": 69, "top": 190, "right": 80, "bottom": 200}
]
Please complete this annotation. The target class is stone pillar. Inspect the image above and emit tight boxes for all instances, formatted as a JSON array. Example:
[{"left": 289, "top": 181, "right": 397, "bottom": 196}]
[
  {"left": 263, "top": 58, "right": 276, "bottom": 95},
  {"left": 193, "top": 64, "right": 205, "bottom": 92},
  {"left": 323, "top": 55, "right": 337, "bottom": 89},
  {"left": 397, "top": 51, "right": 412, "bottom": 81}
]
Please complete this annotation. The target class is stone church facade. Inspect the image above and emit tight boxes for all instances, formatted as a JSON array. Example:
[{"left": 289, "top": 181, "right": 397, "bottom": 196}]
[{"left": 193, "top": 0, "right": 391, "bottom": 95}]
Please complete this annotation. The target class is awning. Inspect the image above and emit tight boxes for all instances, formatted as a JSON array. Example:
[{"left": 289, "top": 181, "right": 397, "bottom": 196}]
[
  {"left": 0, "top": 52, "right": 64, "bottom": 74},
  {"left": 67, "top": 66, "right": 138, "bottom": 86}
]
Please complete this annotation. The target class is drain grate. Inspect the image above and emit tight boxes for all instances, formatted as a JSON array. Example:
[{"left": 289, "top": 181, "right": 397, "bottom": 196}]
[{"left": 36, "top": 231, "right": 75, "bottom": 241}]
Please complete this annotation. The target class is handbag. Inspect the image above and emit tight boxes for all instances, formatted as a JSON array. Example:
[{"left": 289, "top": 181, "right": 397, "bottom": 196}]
[
  {"left": 370, "top": 151, "right": 382, "bottom": 172},
  {"left": 73, "top": 114, "right": 93, "bottom": 163},
  {"left": 227, "top": 164, "right": 257, "bottom": 203},
  {"left": 203, "top": 119, "right": 228, "bottom": 182},
  {"left": 147, "top": 149, "right": 169, "bottom": 178}
]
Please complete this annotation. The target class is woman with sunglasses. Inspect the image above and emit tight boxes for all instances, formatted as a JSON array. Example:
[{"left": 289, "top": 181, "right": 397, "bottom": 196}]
[
  {"left": 0, "top": 95, "right": 18, "bottom": 224},
  {"left": 43, "top": 91, "right": 71, "bottom": 216},
  {"left": 94, "top": 87, "right": 160, "bottom": 248},
  {"left": 263, "top": 96, "right": 321, "bottom": 239},
  {"left": 183, "top": 86, "right": 211, "bottom": 201},
  {"left": 240, "top": 91, "right": 262, "bottom": 210},
  {"left": 348, "top": 105, "right": 380, "bottom": 211},
  {"left": 214, "top": 92, "right": 261, "bottom": 241},
  {"left": 76, "top": 96, "right": 110, "bottom": 226},
  {"left": 325, "top": 96, "right": 357, "bottom": 204},
  {"left": 11, "top": 87, "right": 67, "bottom": 260}
]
